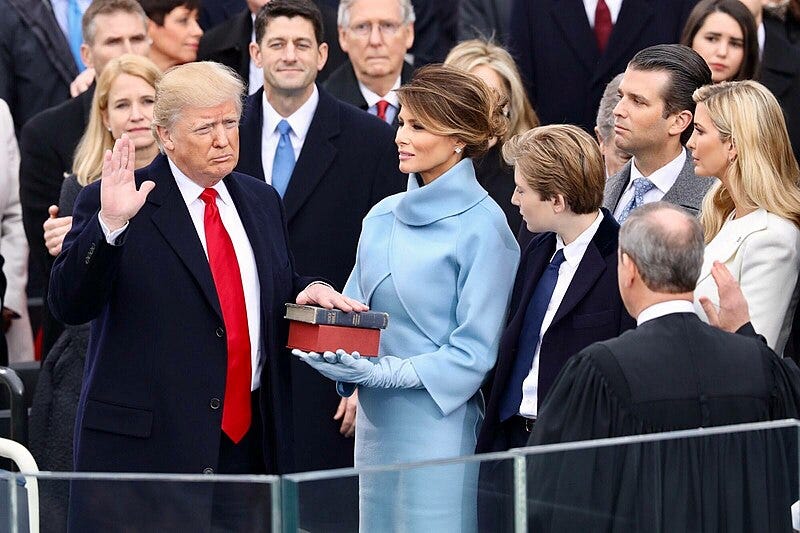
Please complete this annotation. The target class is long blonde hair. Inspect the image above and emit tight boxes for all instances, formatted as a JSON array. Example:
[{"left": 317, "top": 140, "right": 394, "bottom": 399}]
[
  {"left": 444, "top": 39, "right": 538, "bottom": 140},
  {"left": 695, "top": 80, "right": 800, "bottom": 242},
  {"left": 72, "top": 54, "right": 162, "bottom": 186}
]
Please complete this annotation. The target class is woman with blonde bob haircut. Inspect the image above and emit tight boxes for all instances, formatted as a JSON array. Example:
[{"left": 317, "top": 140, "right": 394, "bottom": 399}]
[
  {"left": 44, "top": 54, "right": 162, "bottom": 257},
  {"left": 73, "top": 54, "right": 162, "bottom": 187},
  {"left": 689, "top": 80, "right": 800, "bottom": 352},
  {"left": 296, "top": 64, "right": 520, "bottom": 532},
  {"left": 445, "top": 39, "right": 539, "bottom": 231}
]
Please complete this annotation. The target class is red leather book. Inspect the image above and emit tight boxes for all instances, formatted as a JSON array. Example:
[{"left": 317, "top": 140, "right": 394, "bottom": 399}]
[{"left": 287, "top": 322, "right": 381, "bottom": 357}]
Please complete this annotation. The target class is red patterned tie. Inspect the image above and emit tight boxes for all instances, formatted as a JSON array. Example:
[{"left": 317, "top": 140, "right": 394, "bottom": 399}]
[
  {"left": 200, "top": 188, "right": 252, "bottom": 443},
  {"left": 595, "top": 0, "right": 613, "bottom": 54},
  {"left": 376, "top": 100, "right": 390, "bottom": 122}
]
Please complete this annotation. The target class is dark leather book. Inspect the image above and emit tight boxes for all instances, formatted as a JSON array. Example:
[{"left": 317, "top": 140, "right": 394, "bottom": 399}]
[{"left": 284, "top": 303, "right": 389, "bottom": 329}]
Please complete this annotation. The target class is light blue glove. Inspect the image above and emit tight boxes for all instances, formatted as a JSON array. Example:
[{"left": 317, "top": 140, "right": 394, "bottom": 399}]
[{"left": 292, "top": 349, "right": 422, "bottom": 393}]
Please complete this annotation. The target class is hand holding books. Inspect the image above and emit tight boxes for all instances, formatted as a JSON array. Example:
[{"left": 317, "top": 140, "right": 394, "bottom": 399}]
[{"left": 292, "top": 348, "right": 424, "bottom": 394}]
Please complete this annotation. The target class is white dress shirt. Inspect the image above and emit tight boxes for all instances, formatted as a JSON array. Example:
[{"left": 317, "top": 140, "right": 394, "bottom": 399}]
[
  {"left": 637, "top": 299, "right": 696, "bottom": 326},
  {"left": 757, "top": 21, "right": 766, "bottom": 58},
  {"left": 99, "top": 159, "right": 264, "bottom": 389},
  {"left": 260, "top": 85, "right": 319, "bottom": 184},
  {"left": 583, "top": 0, "right": 623, "bottom": 26},
  {"left": 613, "top": 149, "right": 687, "bottom": 220},
  {"left": 518, "top": 210, "right": 605, "bottom": 417},
  {"left": 358, "top": 77, "right": 401, "bottom": 124}
]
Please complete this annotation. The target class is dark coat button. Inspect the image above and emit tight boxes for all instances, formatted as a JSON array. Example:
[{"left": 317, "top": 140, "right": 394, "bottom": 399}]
[
  {"left": 203, "top": 467, "right": 214, "bottom": 474},
  {"left": 210, "top": 398, "right": 221, "bottom": 410},
  {"left": 216, "top": 327, "right": 224, "bottom": 337}
]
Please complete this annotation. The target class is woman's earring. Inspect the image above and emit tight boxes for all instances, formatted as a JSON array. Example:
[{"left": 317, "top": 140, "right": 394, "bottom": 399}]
[{"left": 455, "top": 146, "right": 462, "bottom": 154}]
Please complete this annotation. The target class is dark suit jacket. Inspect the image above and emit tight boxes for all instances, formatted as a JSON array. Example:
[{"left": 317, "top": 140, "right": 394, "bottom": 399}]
[
  {"left": 477, "top": 209, "right": 635, "bottom": 454},
  {"left": 237, "top": 86, "right": 406, "bottom": 472},
  {"left": 601, "top": 149, "right": 713, "bottom": 216},
  {"left": 1, "top": 0, "right": 76, "bottom": 134},
  {"left": 508, "top": 0, "right": 696, "bottom": 131},
  {"left": 761, "top": 11, "right": 800, "bottom": 163},
  {"left": 49, "top": 155, "right": 312, "bottom": 531},
  {"left": 409, "top": 0, "right": 458, "bottom": 65},
  {"left": 458, "top": 0, "right": 512, "bottom": 44},
  {"left": 19, "top": 85, "right": 93, "bottom": 356},
  {"left": 323, "top": 60, "right": 414, "bottom": 129},
  {"left": 197, "top": 6, "right": 346, "bottom": 89}
]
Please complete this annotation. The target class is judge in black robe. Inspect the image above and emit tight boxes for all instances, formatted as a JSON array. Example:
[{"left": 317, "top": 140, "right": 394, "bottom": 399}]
[{"left": 525, "top": 220, "right": 800, "bottom": 532}]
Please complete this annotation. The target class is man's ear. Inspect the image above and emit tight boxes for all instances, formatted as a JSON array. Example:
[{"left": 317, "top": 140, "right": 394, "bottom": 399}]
[
  {"left": 317, "top": 42, "right": 329, "bottom": 72},
  {"left": 80, "top": 43, "right": 93, "bottom": 70},
  {"left": 404, "top": 22, "right": 415, "bottom": 50},
  {"left": 338, "top": 27, "right": 349, "bottom": 53},
  {"left": 669, "top": 109, "right": 694, "bottom": 138},
  {"left": 552, "top": 193, "right": 567, "bottom": 214},
  {"left": 619, "top": 252, "right": 637, "bottom": 287},
  {"left": 249, "top": 41, "right": 262, "bottom": 67},
  {"left": 156, "top": 126, "right": 175, "bottom": 152}
]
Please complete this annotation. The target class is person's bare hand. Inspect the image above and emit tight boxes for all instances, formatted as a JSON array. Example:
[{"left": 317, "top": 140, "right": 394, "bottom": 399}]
[
  {"left": 296, "top": 283, "right": 368, "bottom": 313},
  {"left": 99, "top": 135, "right": 155, "bottom": 231},
  {"left": 699, "top": 261, "right": 751, "bottom": 333},
  {"left": 70, "top": 68, "right": 95, "bottom": 97},
  {"left": 43, "top": 205, "right": 73, "bottom": 256},
  {"left": 333, "top": 390, "right": 358, "bottom": 437}
]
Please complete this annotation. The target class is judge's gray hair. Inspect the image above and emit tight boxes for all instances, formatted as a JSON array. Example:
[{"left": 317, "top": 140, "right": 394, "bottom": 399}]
[
  {"left": 337, "top": 0, "right": 415, "bottom": 28},
  {"left": 618, "top": 202, "right": 704, "bottom": 293},
  {"left": 151, "top": 62, "right": 244, "bottom": 150}
]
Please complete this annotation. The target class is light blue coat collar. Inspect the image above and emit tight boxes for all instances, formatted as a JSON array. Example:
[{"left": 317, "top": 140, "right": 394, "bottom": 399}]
[{"left": 394, "top": 158, "right": 488, "bottom": 226}]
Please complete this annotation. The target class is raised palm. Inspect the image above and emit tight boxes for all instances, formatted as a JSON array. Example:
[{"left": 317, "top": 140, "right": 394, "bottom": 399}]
[{"left": 99, "top": 135, "right": 155, "bottom": 231}]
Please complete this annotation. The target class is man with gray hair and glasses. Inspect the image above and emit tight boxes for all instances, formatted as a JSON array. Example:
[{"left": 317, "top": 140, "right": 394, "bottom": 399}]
[
  {"left": 324, "top": 0, "right": 415, "bottom": 127},
  {"left": 524, "top": 201, "right": 800, "bottom": 531}
]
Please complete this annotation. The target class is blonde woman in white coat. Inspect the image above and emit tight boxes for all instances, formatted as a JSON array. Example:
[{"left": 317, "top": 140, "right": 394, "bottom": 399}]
[{"left": 690, "top": 80, "right": 800, "bottom": 353}]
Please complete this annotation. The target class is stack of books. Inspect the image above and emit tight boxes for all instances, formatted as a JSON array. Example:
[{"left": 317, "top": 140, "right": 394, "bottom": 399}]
[{"left": 284, "top": 304, "right": 389, "bottom": 357}]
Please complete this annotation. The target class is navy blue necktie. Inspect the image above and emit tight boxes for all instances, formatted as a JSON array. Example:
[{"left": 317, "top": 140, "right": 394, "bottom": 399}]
[
  {"left": 271, "top": 119, "right": 295, "bottom": 197},
  {"left": 499, "top": 249, "right": 566, "bottom": 422}
]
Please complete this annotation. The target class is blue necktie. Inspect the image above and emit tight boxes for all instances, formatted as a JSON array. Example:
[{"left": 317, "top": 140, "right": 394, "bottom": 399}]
[
  {"left": 617, "top": 177, "right": 655, "bottom": 224},
  {"left": 498, "top": 248, "right": 567, "bottom": 422},
  {"left": 67, "top": 0, "right": 85, "bottom": 72},
  {"left": 271, "top": 120, "right": 295, "bottom": 198}
]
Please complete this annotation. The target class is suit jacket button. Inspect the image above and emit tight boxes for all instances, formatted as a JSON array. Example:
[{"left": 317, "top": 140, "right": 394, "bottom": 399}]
[
  {"left": 203, "top": 467, "right": 214, "bottom": 475},
  {"left": 216, "top": 327, "right": 224, "bottom": 337},
  {"left": 210, "top": 398, "right": 221, "bottom": 410}
]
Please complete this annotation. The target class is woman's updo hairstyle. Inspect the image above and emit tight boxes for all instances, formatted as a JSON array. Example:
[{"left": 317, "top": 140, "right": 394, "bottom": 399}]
[{"left": 395, "top": 64, "right": 509, "bottom": 159}]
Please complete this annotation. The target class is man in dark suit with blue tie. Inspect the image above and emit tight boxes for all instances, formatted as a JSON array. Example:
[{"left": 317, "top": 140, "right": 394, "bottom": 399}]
[
  {"left": 477, "top": 123, "right": 636, "bottom": 532},
  {"left": 479, "top": 124, "right": 635, "bottom": 453},
  {"left": 236, "top": 0, "right": 405, "bottom": 484},
  {"left": 49, "top": 61, "right": 364, "bottom": 531}
]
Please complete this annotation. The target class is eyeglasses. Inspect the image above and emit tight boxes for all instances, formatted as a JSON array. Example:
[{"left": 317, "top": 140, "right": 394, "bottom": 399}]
[{"left": 348, "top": 21, "right": 403, "bottom": 38}]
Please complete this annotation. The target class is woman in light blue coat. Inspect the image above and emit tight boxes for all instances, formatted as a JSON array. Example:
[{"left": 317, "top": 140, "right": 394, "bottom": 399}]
[{"left": 294, "top": 65, "right": 520, "bottom": 532}]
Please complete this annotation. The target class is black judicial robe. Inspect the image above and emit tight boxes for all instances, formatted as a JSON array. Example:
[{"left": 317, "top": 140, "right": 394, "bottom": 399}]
[{"left": 527, "top": 313, "right": 800, "bottom": 532}]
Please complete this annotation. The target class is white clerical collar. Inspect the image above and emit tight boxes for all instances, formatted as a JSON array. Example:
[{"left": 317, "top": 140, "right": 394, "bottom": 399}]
[
  {"left": 262, "top": 84, "right": 319, "bottom": 142},
  {"left": 637, "top": 299, "right": 696, "bottom": 326},
  {"left": 554, "top": 210, "right": 604, "bottom": 268},
  {"left": 629, "top": 148, "right": 686, "bottom": 195},
  {"left": 358, "top": 76, "right": 401, "bottom": 108},
  {"left": 168, "top": 157, "right": 233, "bottom": 207}
]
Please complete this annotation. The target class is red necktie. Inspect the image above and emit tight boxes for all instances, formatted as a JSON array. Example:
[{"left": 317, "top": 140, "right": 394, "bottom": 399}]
[
  {"left": 595, "top": 0, "right": 613, "bottom": 54},
  {"left": 200, "top": 188, "right": 252, "bottom": 443},
  {"left": 376, "top": 100, "right": 390, "bottom": 122}
]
